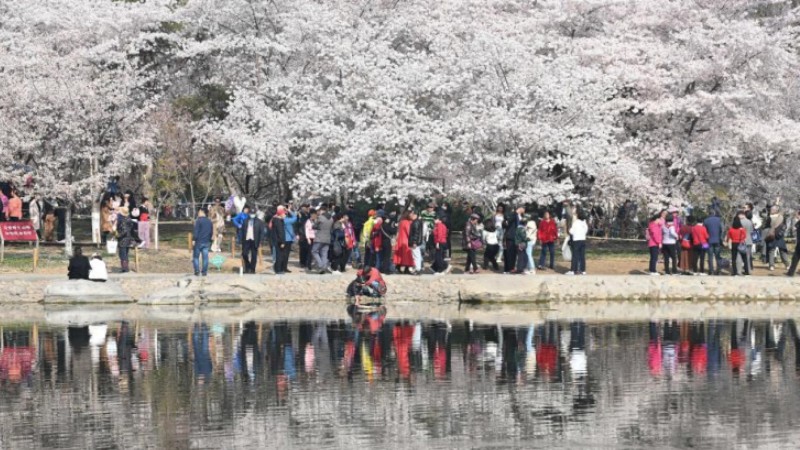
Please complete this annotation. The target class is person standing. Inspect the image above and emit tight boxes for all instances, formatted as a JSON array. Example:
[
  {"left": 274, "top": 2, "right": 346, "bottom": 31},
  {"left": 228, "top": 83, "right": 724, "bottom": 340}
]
[
  {"left": 537, "top": 211, "right": 558, "bottom": 270},
  {"left": 432, "top": 214, "right": 450, "bottom": 274},
  {"left": 304, "top": 208, "right": 317, "bottom": 271},
  {"left": 661, "top": 216, "right": 679, "bottom": 275},
  {"left": 238, "top": 208, "right": 265, "bottom": 274},
  {"left": 737, "top": 210, "right": 754, "bottom": 275},
  {"left": 726, "top": 216, "right": 750, "bottom": 276},
  {"left": 297, "top": 204, "right": 311, "bottom": 269},
  {"left": 567, "top": 211, "right": 589, "bottom": 275},
  {"left": 28, "top": 194, "right": 42, "bottom": 239},
  {"left": 502, "top": 207, "right": 523, "bottom": 274},
  {"left": 690, "top": 217, "right": 709, "bottom": 275},
  {"left": 209, "top": 197, "right": 226, "bottom": 253},
  {"left": 525, "top": 215, "right": 537, "bottom": 274},
  {"left": 765, "top": 205, "right": 789, "bottom": 271},
  {"left": 420, "top": 202, "right": 437, "bottom": 258},
  {"left": 137, "top": 197, "right": 152, "bottom": 249},
  {"left": 7, "top": 189, "right": 22, "bottom": 221},
  {"left": 100, "top": 197, "right": 114, "bottom": 245},
  {"left": 482, "top": 219, "right": 500, "bottom": 271},
  {"left": 647, "top": 214, "right": 663, "bottom": 275},
  {"left": 380, "top": 210, "right": 399, "bottom": 274},
  {"left": 232, "top": 205, "right": 250, "bottom": 244},
  {"left": 311, "top": 204, "right": 334, "bottom": 274},
  {"left": 409, "top": 211, "right": 425, "bottom": 275},
  {"left": 785, "top": 210, "right": 800, "bottom": 277},
  {"left": 192, "top": 208, "right": 213, "bottom": 276},
  {"left": 703, "top": 210, "right": 724, "bottom": 275},
  {"left": 67, "top": 246, "right": 91, "bottom": 280},
  {"left": 273, "top": 205, "right": 296, "bottom": 274},
  {"left": 360, "top": 210, "right": 376, "bottom": 268},
  {"left": 463, "top": 214, "right": 482, "bottom": 274},
  {"left": 513, "top": 219, "right": 529, "bottom": 274},
  {"left": 116, "top": 207, "right": 140, "bottom": 273},
  {"left": 393, "top": 211, "right": 415, "bottom": 274}
]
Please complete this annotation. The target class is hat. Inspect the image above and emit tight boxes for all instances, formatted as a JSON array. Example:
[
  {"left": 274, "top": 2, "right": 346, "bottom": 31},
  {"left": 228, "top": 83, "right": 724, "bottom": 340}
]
[
  {"left": 427, "top": 202, "right": 436, "bottom": 209},
  {"left": 119, "top": 206, "right": 129, "bottom": 216},
  {"left": 470, "top": 213, "right": 480, "bottom": 220},
  {"left": 376, "top": 209, "right": 386, "bottom": 218},
  {"left": 368, "top": 209, "right": 376, "bottom": 217},
  {"left": 667, "top": 206, "right": 678, "bottom": 213}
]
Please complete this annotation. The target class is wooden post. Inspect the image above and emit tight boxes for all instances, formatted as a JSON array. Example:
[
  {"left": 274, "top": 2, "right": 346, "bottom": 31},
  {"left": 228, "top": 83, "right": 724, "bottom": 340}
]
[
  {"left": 134, "top": 246, "right": 140, "bottom": 273},
  {"left": 257, "top": 245, "right": 263, "bottom": 271},
  {"left": 231, "top": 235, "right": 235, "bottom": 258},
  {"left": 33, "top": 240, "right": 39, "bottom": 272}
]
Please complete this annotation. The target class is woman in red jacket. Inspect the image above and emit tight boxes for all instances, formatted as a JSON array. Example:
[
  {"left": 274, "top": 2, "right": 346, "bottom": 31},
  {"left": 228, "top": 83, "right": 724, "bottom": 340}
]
[
  {"left": 537, "top": 211, "right": 558, "bottom": 270},
  {"left": 726, "top": 216, "right": 750, "bottom": 276}
]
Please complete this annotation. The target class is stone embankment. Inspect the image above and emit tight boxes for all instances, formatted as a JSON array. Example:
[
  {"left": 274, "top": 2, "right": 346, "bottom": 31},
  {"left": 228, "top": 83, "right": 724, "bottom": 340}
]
[{"left": 0, "top": 273, "right": 799, "bottom": 305}]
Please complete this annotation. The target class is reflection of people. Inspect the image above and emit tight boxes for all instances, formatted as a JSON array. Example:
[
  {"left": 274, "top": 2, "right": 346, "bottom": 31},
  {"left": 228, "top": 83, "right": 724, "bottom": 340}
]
[
  {"left": 68, "top": 246, "right": 91, "bottom": 280},
  {"left": 346, "top": 265, "right": 386, "bottom": 305},
  {"left": 193, "top": 323, "right": 212, "bottom": 382}
]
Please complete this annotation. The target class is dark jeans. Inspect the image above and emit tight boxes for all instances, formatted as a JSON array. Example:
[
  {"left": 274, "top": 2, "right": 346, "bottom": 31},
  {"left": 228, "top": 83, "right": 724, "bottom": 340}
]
[
  {"left": 299, "top": 239, "right": 311, "bottom": 268},
  {"left": 662, "top": 244, "right": 677, "bottom": 274},
  {"left": 363, "top": 243, "right": 373, "bottom": 268},
  {"left": 692, "top": 246, "right": 706, "bottom": 273},
  {"left": 570, "top": 240, "right": 586, "bottom": 273},
  {"left": 119, "top": 246, "right": 130, "bottom": 272},
  {"left": 242, "top": 240, "right": 258, "bottom": 273},
  {"left": 706, "top": 243, "right": 723, "bottom": 274},
  {"left": 648, "top": 246, "right": 660, "bottom": 273},
  {"left": 433, "top": 247, "right": 448, "bottom": 273},
  {"left": 483, "top": 244, "right": 500, "bottom": 270},
  {"left": 731, "top": 243, "right": 750, "bottom": 275},
  {"left": 788, "top": 244, "right": 800, "bottom": 276},
  {"left": 538, "top": 242, "right": 555, "bottom": 269},
  {"left": 193, "top": 242, "right": 210, "bottom": 275},
  {"left": 275, "top": 242, "right": 291, "bottom": 273},
  {"left": 503, "top": 239, "right": 517, "bottom": 272},
  {"left": 515, "top": 245, "right": 528, "bottom": 272},
  {"left": 465, "top": 249, "right": 478, "bottom": 272}
]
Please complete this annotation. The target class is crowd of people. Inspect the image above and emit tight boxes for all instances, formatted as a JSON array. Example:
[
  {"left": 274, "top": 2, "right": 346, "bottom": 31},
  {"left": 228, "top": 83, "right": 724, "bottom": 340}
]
[{"left": 645, "top": 201, "right": 800, "bottom": 277}]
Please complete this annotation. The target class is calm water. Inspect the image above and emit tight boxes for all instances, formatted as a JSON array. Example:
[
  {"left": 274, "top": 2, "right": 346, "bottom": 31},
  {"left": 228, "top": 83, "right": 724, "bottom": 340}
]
[{"left": 2, "top": 314, "right": 800, "bottom": 449}]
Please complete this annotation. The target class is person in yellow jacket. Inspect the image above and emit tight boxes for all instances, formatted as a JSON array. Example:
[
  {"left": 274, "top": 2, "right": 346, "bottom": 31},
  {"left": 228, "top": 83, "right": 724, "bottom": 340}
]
[{"left": 360, "top": 210, "right": 376, "bottom": 267}]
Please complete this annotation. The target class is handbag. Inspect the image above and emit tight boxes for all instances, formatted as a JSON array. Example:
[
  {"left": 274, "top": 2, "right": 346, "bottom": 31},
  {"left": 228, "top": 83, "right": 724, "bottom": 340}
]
[
  {"left": 680, "top": 235, "right": 692, "bottom": 250},
  {"left": 751, "top": 229, "right": 762, "bottom": 243},
  {"left": 470, "top": 237, "right": 483, "bottom": 251},
  {"left": 106, "top": 239, "right": 118, "bottom": 254},
  {"left": 561, "top": 239, "right": 572, "bottom": 262}
]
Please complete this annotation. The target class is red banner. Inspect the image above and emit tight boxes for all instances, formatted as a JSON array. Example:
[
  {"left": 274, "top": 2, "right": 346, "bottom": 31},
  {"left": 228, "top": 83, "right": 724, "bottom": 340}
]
[{"left": 0, "top": 221, "right": 38, "bottom": 241}]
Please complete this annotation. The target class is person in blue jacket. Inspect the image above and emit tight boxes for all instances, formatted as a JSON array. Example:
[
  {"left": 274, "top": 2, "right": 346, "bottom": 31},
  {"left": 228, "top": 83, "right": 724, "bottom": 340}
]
[{"left": 232, "top": 205, "right": 250, "bottom": 243}]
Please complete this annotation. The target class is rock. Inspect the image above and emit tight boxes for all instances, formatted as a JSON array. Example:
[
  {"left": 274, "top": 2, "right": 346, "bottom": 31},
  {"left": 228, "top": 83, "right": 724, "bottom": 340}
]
[
  {"left": 44, "top": 280, "right": 133, "bottom": 304},
  {"left": 139, "top": 286, "right": 198, "bottom": 305}
]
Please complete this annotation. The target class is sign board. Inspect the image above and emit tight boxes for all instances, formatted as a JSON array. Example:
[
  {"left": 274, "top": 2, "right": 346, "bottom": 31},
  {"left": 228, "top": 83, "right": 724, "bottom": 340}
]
[{"left": 0, "top": 221, "right": 38, "bottom": 242}]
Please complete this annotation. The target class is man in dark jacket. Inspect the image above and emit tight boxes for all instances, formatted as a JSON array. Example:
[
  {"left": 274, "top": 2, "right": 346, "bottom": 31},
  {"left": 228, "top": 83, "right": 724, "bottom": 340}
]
[
  {"left": 297, "top": 204, "right": 311, "bottom": 269},
  {"left": 238, "top": 209, "right": 266, "bottom": 274},
  {"left": 409, "top": 211, "right": 425, "bottom": 274},
  {"left": 68, "top": 246, "right": 91, "bottom": 280},
  {"left": 502, "top": 207, "right": 524, "bottom": 273},
  {"left": 192, "top": 208, "right": 214, "bottom": 276},
  {"left": 703, "top": 210, "right": 724, "bottom": 275},
  {"left": 270, "top": 206, "right": 287, "bottom": 274},
  {"left": 380, "top": 210, "right": 399, "bottom": 274}
]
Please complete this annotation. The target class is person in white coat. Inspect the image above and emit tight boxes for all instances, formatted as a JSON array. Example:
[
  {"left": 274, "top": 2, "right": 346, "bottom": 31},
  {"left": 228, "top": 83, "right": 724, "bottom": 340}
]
[
  {"left": 566, "top": 211, "right": 589, "bottom": 275},
  {"left": 89, "top": 254, "right": 109, "bottom": 282}
]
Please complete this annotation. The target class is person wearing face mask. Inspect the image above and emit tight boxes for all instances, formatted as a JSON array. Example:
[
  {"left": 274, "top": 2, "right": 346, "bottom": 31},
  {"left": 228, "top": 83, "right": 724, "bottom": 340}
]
[{"left": 238, "top": 207, "right": 266, "bottom": 274}]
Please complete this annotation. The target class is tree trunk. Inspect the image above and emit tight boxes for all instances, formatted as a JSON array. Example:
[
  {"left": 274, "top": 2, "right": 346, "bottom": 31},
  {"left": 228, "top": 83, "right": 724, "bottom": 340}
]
[{"left": 64, "top": 207, "right": 74, "bottom": 258}]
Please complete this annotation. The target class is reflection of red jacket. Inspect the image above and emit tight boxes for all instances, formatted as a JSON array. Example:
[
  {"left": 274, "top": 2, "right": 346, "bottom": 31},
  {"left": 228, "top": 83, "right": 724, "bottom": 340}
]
[
  {"left": 730, "top": 349, "right": 745, "bottom": 371},
  {"left": 690, "top": 344, "right": 707, "bottom": 374},
  {"left": 393, "top": 325, "right": 414, "bottom": 378},
  {"left": 433, "top": 222, "right": 448, "bottom": 245},
  {"left": 648, "top": 342, "right": 662, "bottom": 376},
  {"left": 537, "top": 219, "right": 558, "bottom": 243},
  {"left": 537, "top": 343, "right": 558, "bottom": 376}
]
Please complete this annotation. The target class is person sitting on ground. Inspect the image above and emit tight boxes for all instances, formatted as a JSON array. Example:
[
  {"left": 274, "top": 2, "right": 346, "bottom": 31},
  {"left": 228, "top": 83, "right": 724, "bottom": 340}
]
[
  {"left": 89, "top": 253, "right": 109, "bottom": 282},
  {"left": 67, "top": 246, "right": 91, "bottom": 280},
  {"left": 346, "top": 264, "right": 387, "bottom": 305}
]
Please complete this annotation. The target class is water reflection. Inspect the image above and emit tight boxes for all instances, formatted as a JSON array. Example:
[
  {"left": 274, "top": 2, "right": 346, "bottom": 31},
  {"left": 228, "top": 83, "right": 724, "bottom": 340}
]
[{"left": 2, "top": 318, "right": 800, "bottom": 447}]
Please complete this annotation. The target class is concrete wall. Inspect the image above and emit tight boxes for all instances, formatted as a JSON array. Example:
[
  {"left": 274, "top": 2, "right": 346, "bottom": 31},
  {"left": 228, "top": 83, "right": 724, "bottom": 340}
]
[{"left": 1, "top": 273, "right": 799, "bottom": 305}]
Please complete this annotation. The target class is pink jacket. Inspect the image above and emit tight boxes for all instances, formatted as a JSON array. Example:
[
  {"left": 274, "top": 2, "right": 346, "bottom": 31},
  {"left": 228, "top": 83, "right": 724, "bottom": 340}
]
[{"left": 647, "top": 220, "right": 663, "bottom": 247}]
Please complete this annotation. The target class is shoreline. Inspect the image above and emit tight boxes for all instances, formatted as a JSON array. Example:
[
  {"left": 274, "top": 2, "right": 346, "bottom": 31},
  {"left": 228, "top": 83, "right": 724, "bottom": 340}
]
[{"left": 0, "top": 272, "right": 799, "bottom": 305}]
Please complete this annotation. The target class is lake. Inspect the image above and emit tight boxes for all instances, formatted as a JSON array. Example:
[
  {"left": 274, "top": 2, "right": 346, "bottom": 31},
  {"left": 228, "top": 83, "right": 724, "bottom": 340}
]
[{"left": 2, "top": 312, "right": 800, "bottom": 448}]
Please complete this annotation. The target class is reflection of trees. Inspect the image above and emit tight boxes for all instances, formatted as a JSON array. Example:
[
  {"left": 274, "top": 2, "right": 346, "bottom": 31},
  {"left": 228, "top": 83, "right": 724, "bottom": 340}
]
[{"left": 1, "top": 320, "right": 800, "bottom": 447}]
